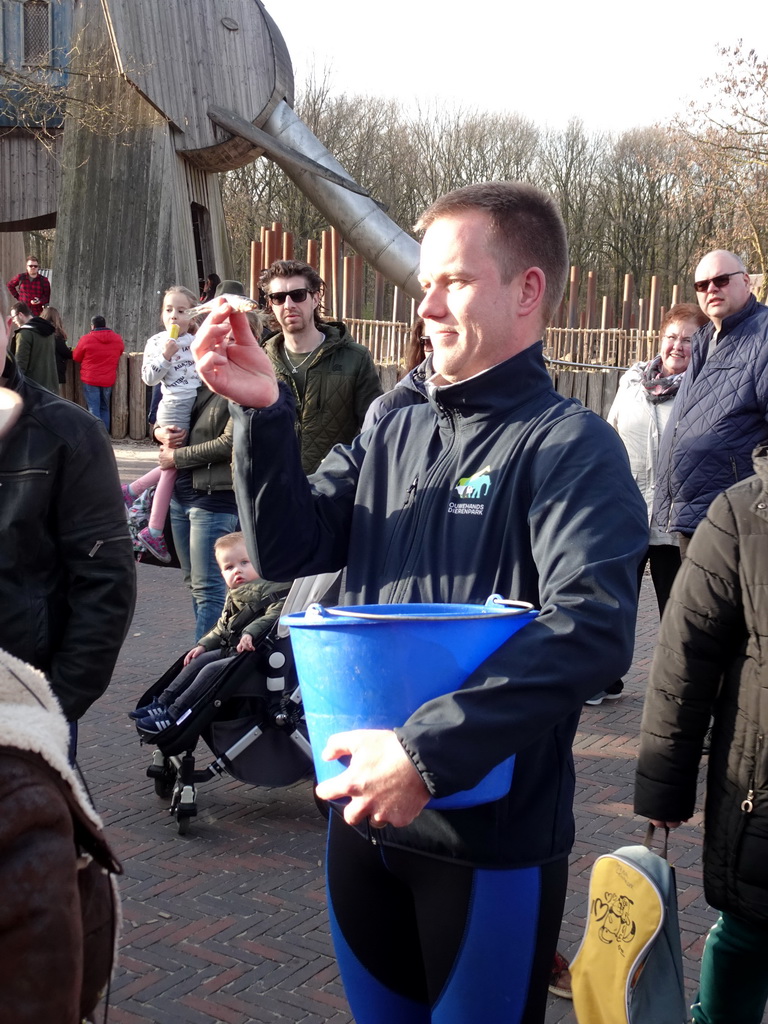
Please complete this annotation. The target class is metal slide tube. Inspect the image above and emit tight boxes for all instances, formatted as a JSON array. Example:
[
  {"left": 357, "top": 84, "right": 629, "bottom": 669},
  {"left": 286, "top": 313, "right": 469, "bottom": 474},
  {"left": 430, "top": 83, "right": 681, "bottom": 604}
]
[{"left": 258, "top": 101, "right": 422, "bottom": 301}]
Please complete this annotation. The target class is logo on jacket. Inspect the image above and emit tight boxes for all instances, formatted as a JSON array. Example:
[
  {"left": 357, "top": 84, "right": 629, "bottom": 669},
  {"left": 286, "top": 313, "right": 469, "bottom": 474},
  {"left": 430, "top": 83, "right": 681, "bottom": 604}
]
[{"left": 448, "top": 465, "right": 492, "bottom": 516}]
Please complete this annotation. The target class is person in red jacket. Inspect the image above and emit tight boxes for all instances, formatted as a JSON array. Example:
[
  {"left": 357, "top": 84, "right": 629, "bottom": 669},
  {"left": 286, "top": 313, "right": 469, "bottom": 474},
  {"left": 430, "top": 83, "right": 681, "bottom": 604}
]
[{"left": 72, "top": 315, "right": 124, "bottom": 431}]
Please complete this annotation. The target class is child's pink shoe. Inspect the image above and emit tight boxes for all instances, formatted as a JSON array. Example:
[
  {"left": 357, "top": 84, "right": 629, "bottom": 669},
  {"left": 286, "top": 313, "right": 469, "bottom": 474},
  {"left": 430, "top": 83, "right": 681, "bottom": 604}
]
[
  {"left": 121, "top": 483, "right": 134, "bottom": 508},
  {"left": 138, "top": 527, "right": 171, "bottom": 564}
]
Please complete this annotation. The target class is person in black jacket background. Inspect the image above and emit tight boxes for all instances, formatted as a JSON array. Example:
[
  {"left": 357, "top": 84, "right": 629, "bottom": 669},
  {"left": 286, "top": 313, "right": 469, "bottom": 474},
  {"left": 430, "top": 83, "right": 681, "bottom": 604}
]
[
  {"left": 0, "top": 316, "right": 136, "bottom": 759},
  {"left": 636, "top": 444, "right": 768, "bottom": 1024}
]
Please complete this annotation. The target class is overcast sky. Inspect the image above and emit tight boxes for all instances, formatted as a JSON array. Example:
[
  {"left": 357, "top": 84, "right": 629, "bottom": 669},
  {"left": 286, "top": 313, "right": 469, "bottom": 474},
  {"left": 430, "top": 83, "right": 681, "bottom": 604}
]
[{"left": 272, "top": 0, "right": 758, "bottom": 133}]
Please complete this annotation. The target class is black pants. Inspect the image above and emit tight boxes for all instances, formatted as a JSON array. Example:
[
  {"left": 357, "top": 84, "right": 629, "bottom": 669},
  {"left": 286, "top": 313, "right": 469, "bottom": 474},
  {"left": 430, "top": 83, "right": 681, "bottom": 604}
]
[
  {"left": 639, "top": 543, "right": 682, "bottom": 615},
  {"left": 326, "top": 812, "right": 568, "bottom": 1023}
]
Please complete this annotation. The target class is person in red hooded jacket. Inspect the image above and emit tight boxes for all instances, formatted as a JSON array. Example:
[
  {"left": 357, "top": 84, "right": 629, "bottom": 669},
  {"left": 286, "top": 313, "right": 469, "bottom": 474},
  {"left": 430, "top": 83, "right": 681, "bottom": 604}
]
[{"left": 72, "top": 315, "right": 124, "bottom": 431}]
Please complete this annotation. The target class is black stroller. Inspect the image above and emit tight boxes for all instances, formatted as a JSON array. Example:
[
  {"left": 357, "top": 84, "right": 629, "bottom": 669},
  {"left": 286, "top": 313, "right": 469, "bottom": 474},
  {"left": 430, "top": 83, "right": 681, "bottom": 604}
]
[
  {"left": 134, "top": 572, "right": 341, "bottom": 834},
  {"left": 136, "top": 624, "right": 314, "bottom": 833}
]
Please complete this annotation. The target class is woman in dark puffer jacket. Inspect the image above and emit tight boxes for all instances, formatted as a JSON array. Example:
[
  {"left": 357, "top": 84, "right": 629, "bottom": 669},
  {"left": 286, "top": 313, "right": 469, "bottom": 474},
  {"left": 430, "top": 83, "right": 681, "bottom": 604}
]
[{"left": 635, "top": 443, "right": 768, "bottom": 1024}]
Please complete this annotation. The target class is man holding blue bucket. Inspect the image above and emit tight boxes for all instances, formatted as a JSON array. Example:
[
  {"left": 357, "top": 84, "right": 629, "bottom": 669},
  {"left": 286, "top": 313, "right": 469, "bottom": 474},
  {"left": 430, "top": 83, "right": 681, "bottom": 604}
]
[{"left": 192, "top": 182, "right": 648, "bottom": 1023}]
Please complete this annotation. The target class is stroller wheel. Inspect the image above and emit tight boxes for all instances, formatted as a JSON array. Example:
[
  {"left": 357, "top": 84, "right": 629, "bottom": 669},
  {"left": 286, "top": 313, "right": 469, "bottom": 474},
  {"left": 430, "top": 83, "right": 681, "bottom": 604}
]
[
  {"left": 153, "top": 763, "right": 177, "bottom": 799},
  {"left": 177, "top": 814, "right": 191, "bottom": 836}
]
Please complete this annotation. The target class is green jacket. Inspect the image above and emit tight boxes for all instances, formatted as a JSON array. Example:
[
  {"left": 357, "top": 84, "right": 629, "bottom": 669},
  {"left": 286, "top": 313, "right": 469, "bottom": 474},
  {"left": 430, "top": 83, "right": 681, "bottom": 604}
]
[
  {"left": 12, "top": 318, "right": 59, "bottom": 394},
  {"left": 265, "top": 321, "right": 382, "bottom": 474},
  {"left": 198, "top": 578, "right": 291, "bottom": 651},
  {"left": 172, "top": 386, "right": 234, "bottom": 492}
]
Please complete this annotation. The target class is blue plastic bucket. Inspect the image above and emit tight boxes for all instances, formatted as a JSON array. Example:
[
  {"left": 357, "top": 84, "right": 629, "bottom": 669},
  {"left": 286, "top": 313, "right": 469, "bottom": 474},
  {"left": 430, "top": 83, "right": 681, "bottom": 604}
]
[{"left": 283, "top": 595, "right": 538, "bottom": 810}]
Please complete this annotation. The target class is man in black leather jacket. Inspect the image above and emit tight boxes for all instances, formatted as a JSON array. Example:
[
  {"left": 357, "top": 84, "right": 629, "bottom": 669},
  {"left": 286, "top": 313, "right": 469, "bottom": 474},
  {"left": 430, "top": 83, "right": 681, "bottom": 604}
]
[{"left": 0, "top": 325, "right": 135, "bottom": 757}]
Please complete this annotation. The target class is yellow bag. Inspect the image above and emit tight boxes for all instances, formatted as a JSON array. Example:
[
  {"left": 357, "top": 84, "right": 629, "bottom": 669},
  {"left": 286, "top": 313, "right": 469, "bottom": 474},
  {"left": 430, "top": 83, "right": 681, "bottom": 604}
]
[{"left": 571, "top": 825, "right": 686, "bottom": 1024}]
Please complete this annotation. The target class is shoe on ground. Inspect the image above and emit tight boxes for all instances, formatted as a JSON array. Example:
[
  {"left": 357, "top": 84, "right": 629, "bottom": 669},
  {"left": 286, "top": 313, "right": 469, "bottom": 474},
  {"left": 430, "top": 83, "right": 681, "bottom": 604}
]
[
  {"left": 138, "top": 527, "right": 171, "bottom": 563},
  {"left": 128, "top": 697, "right": 165, "bottom": 721},
  {"left": 136, "top": 712, "right": 175, "bottom": 735},
  {"left": 548, "top": 950, "right": 573, "bottom": 999},
  {"left": 585, "top": 684, "right": 624, "bottom": 706},
  {"left": 121, "top": 483, "right": 134, "bottom": 508}
]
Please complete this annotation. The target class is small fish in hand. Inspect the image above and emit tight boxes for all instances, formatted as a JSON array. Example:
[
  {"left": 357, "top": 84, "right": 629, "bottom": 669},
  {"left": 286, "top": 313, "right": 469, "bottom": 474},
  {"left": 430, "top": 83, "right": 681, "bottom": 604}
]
[{"left": 187, "top": 294, "right": 261, "bottom": 318}]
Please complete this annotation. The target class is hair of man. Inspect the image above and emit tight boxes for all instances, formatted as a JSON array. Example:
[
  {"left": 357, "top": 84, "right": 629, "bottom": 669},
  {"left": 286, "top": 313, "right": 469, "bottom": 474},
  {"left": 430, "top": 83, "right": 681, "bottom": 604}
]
[
  {"left": 659, "top": 303, "right": 708, "bottom": 335},
  {"left": 26, "top": 255, "right": 40, "bottom": 265},
  {"left": 259, "top": 259, "right": 327, "bottom": 329},
  {"left": 695, "top": 249, "right": 747, "bottom": 276},
  {"left": 415, "top": 181, "right": 569, "bottom": 327},
  {"left": 11, "top": 301, "right": 31, "bottom": 317},
  {"left": 91, "top": 315, "right": 107, "bottom": 330}
]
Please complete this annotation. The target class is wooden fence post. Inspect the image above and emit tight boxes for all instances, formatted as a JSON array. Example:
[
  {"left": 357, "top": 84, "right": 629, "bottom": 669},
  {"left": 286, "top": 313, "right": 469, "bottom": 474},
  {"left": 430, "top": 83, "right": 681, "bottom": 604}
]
[
  {"left": 111, "top": 353, "right": 129, "bottom": 439},
  {"left": 567, "top": 265, "right": 580, "bottom": 328},
  {"left": 306, "top": 238, "right": 319, "bottom": 269},
  {"left": 621, "top": 274, "right": 634, "bottom": 330},
  {"left": 128, "top": 352, "right": 147, "bottom": 440},
  {"left": 250, "top": 240, "right": 262, "bottom": 301}
]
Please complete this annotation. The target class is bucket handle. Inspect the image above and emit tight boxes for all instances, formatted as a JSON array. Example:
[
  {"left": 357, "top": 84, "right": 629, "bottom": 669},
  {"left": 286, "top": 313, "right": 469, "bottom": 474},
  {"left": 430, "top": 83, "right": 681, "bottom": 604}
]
[
  {"left": 303, "top": 596, "right": 535, "bottom": 621},
  {"left": 484, "top": 594, "right": 535, "bottom": 613}
]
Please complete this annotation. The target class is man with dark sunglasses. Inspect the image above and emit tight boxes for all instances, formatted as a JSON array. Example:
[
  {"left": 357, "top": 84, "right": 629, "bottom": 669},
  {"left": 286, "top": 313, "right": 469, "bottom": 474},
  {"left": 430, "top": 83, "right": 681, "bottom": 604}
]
[
  {"left": 654, "top": 249, "right": 768, "bottom": 554},
  {"left": 6, "top": 256, "right": 50, "bottom": 311},
  {"left": 258, "top": 259, "right": 382, "bottom": 473}
]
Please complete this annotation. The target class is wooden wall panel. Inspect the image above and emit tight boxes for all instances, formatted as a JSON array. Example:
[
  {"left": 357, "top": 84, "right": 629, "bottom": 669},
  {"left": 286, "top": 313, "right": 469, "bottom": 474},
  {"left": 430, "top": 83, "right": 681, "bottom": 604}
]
[{"left": 0, "top": 130, "right": 62, "bottom": 225}]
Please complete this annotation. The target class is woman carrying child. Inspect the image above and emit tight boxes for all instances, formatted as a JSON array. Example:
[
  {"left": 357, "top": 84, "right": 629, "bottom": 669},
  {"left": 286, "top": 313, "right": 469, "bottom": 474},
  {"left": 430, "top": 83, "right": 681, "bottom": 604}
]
[{"left": 123, "top": 286, "right": 199, "bottom": 563}]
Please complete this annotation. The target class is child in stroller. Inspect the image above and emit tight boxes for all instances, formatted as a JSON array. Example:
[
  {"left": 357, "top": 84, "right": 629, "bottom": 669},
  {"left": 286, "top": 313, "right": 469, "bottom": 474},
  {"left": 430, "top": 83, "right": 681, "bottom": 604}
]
[
  {"left": 133, "top": 532, "right": 318, "bottom": 832},
  {"left": 131, "top": 531, "right": 290, "bottom": 735}
]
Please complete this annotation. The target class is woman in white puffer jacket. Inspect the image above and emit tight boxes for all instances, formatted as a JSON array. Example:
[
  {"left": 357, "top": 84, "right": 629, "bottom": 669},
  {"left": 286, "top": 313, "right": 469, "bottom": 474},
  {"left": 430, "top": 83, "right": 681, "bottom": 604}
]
[{"left": 607, "top": 302, "right": 707, "bottom": 613}]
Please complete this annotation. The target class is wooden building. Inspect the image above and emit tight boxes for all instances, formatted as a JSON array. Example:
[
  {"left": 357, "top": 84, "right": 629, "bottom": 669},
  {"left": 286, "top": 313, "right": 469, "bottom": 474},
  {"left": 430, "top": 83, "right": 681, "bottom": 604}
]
[
  {"left": 0, "top": 0, "right": 71, "bottom": 315},
  {"left": 53, "top": 0, "right": 294, "bottom": 348},
  {"left": 1, "top": 0, "right": 295, "bottom": 347}
]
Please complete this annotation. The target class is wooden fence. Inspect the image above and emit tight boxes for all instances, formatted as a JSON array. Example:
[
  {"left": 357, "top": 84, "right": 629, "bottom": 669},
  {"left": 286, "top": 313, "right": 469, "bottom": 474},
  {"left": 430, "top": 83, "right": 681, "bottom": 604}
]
[
  {"left": 544, "top": 327, "right": 658, "bottom": 367},
  {"left": 61, "top": 327, "right": 633, "bottom": 440}
]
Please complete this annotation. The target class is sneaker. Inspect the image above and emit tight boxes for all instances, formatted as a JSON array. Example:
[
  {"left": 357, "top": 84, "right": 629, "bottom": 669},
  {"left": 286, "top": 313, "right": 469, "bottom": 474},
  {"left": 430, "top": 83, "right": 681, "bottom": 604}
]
[
  {"left": 585, "top": 688, "right": 624, "bottom": 706},
  {"left": 121, "top": 483, "right": 134, "bottom": 508},
  {"left": 548, "top": 950, "right": 573, "bottom": 999},
  {"left": 138, "top": 527, "right": 171, "bottom": 564},
  {"left": 128, "top": 697, "right": 165, "bottom": 721},
  {"left": 136, "top": 712, "right": 175, "bottom": 735}
]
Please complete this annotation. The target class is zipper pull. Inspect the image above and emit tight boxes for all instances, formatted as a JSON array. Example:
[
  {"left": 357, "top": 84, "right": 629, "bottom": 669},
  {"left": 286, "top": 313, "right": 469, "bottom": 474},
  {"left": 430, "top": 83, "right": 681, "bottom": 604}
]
[
  {"left": 741, "top": 789, "right": 754, "bottom": 814},
  {"left": 88, "top": 540, "right": 103, "bottom": 557}
]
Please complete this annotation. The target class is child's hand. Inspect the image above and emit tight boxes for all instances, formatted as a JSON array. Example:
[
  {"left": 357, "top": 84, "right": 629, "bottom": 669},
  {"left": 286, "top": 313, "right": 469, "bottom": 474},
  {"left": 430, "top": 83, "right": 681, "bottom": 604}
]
[
  {"left": 237, "top": 634, "right": 255, "bottom": 653},
  {"left": 163, "top": 338, "right": 180, "bottom": 360},
  {"left": 183, "top": 645, "right": 206, "bottom": 665},
  {"left": 158, "top": 445, "right": 176, "bottom": 469}
]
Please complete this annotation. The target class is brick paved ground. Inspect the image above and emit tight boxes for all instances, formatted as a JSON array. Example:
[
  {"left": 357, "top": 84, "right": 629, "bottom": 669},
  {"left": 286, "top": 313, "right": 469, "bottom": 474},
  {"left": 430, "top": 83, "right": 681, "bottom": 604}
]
[{"left": 83, "top": 440, "right": 727, "bottom": 1023}]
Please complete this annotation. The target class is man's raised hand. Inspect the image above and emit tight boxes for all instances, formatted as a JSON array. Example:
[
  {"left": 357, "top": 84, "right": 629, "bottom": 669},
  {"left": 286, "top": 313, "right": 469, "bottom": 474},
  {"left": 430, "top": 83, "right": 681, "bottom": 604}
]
[{"left": 191, "top": 299, "right": 279, "bottom": 409}]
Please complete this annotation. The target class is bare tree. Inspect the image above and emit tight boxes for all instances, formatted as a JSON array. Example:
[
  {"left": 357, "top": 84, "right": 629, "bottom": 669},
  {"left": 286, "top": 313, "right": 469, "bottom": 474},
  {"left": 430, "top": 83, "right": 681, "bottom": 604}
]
[{"left": 681, "top": 43, "right": 768, "bottom": 295}]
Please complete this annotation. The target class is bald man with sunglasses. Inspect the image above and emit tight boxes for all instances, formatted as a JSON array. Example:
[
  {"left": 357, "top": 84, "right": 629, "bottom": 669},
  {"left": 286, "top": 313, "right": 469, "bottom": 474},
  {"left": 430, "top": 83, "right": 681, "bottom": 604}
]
[
  {"left": 654, "top": 249, "right": 768, "bottom": 554},
  {"left": 258, "top": 260, "right": 382, "bottom": 474}
]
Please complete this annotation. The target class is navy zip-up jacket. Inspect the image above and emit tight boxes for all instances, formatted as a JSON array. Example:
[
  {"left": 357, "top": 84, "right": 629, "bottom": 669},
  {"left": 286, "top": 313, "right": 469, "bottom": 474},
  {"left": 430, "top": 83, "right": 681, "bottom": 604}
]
[
  {"left": 653, "top": 294, "right": 768, "bottom": 536},
  {"left": 233, "top": 342, "right": 648, "bottom": 866}
]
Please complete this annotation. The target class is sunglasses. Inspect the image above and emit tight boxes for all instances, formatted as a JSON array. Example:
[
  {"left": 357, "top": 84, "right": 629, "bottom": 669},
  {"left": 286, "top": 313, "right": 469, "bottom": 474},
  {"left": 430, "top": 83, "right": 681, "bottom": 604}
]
[
  {"left": 27, "top": 263, "right": 39, "bottom": 268},
  {"left": 693, "top": 271, "right": 743, "bottom": 293},
  {"left": 268, "top": 288, "right": 313, "bottom": 305}
]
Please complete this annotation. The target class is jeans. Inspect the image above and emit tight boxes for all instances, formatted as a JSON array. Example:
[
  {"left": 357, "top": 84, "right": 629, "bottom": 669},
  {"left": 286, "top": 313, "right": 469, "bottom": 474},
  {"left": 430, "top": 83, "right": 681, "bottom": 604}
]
[
  {"left": 170, "top": 499, "right": 238, "bottom": 639},
  {"left": 82, "top": 383, "right": 113, "bottom": 431}
]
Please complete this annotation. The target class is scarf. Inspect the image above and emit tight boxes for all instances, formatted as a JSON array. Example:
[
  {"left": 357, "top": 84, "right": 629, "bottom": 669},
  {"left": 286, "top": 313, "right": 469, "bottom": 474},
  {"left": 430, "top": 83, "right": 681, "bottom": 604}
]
[{"left": 641, "top": 355, "right": 685, "bottom": 402}]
